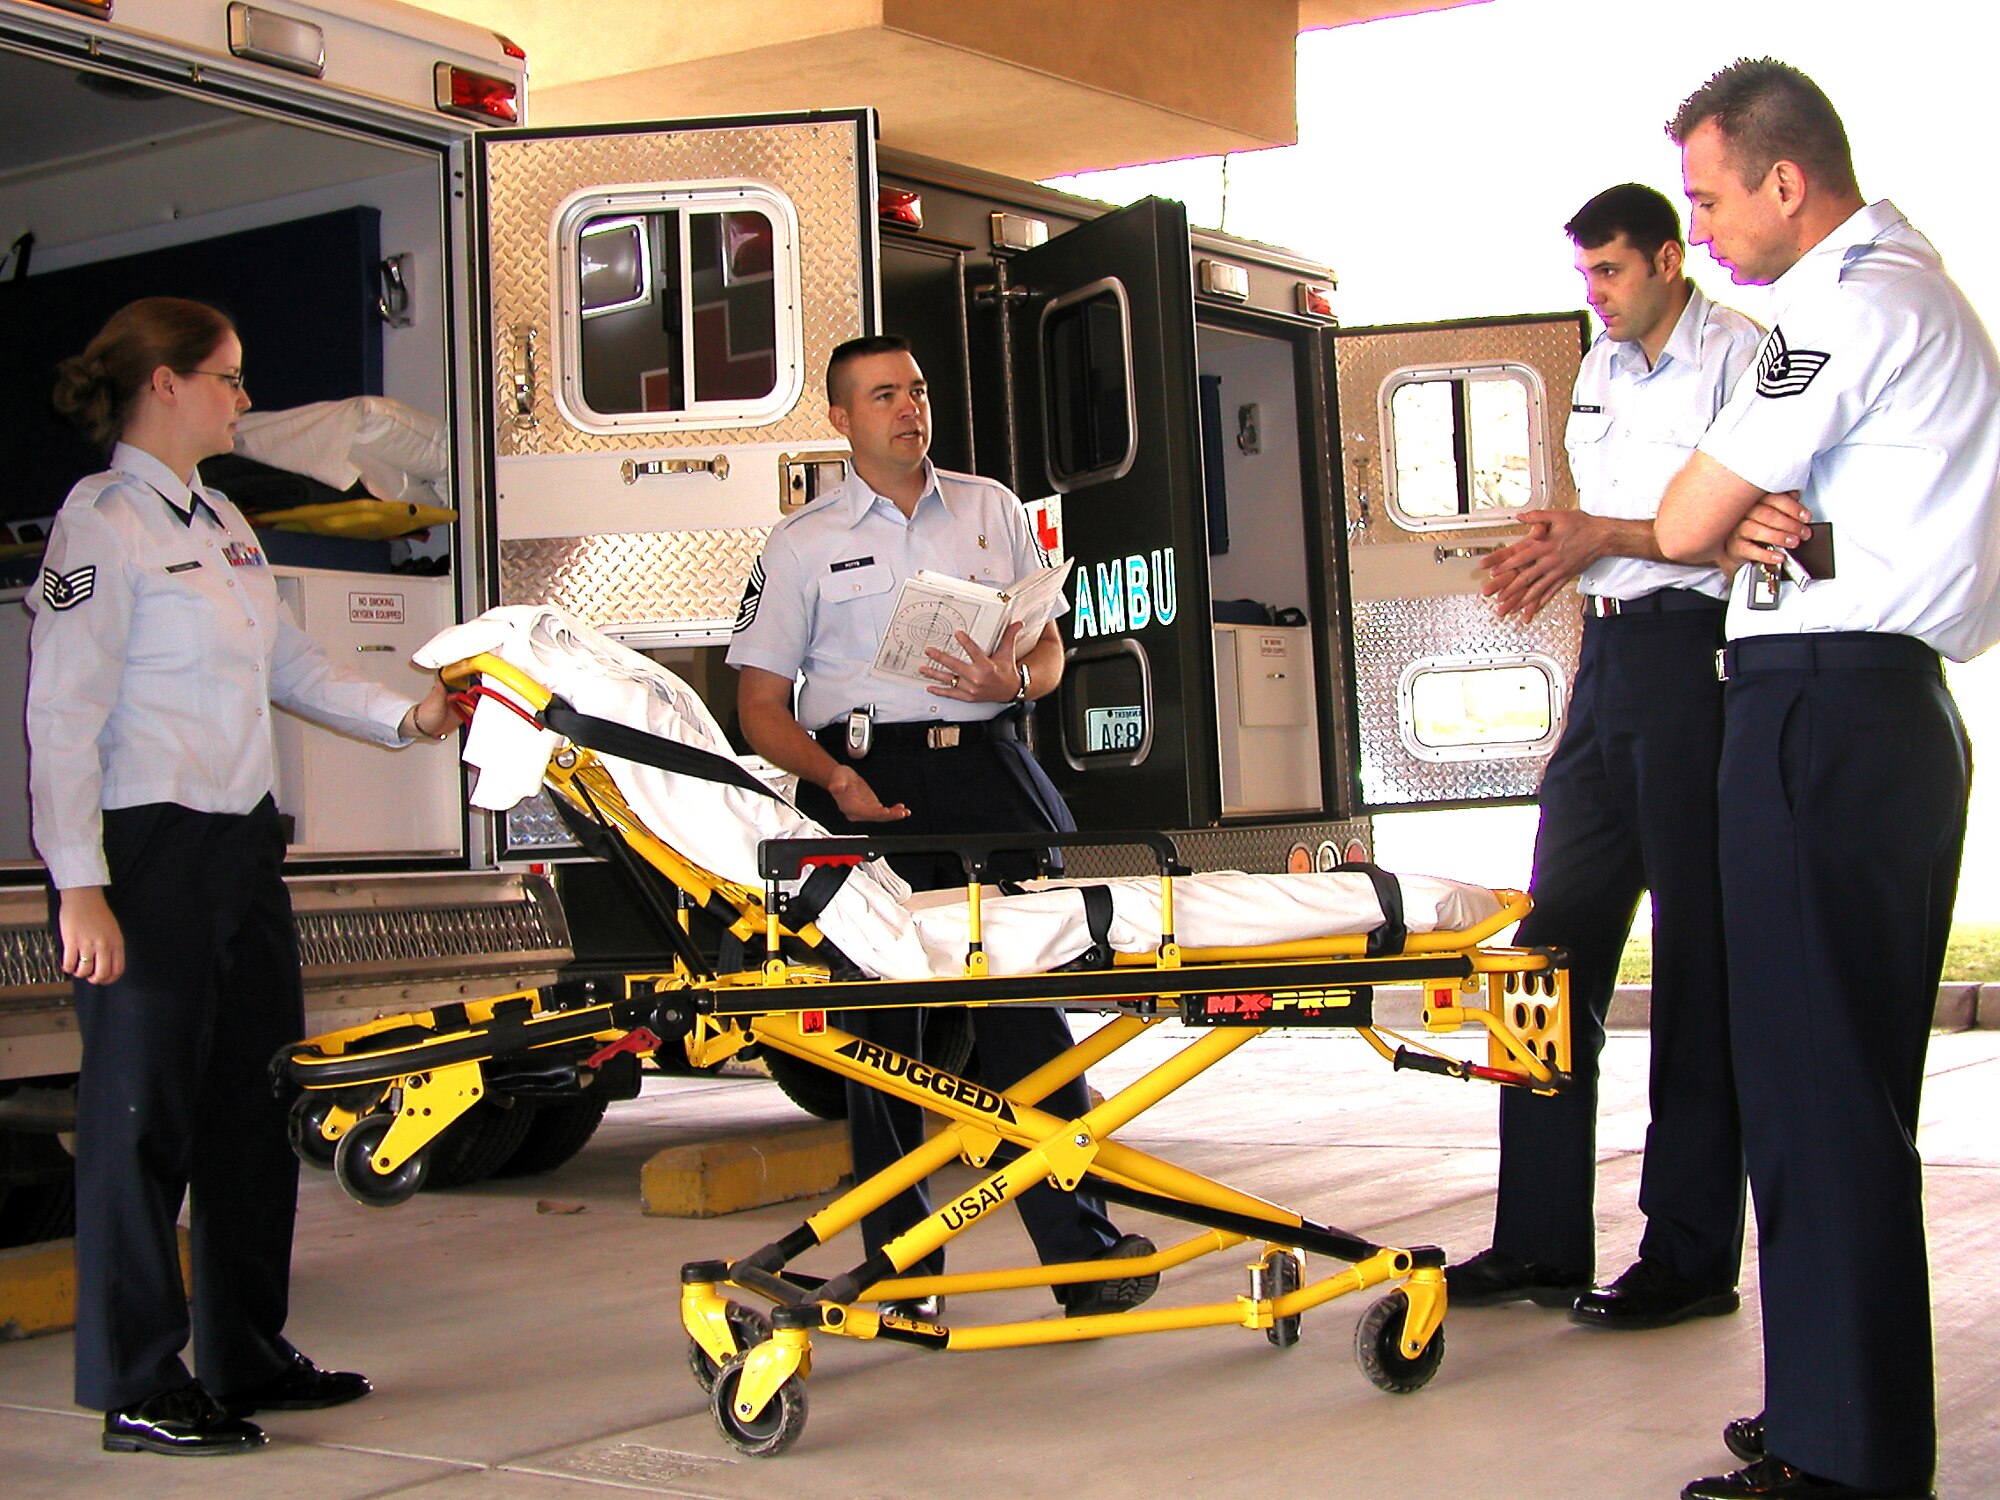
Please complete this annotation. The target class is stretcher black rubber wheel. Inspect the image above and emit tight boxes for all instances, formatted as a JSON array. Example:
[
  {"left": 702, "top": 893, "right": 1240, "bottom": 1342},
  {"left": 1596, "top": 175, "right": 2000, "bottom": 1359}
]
[
  {"left": 332, "top": 1113, "right": 428, "bottom": 1208},
  {"left": 287, "top": 1092, "right": 341, "bottom": 1171},
  {"left": 1354, "top": 1291, "right": 1443, "bottom": 1393},
  {"left": 687, "top": 1303, "right": 773, "bottom": 1394},
  {"left": 492, "top": 1093, "right": 610, "bottom": 1179},
  {"left": 1266, "top": 1251, "right": 1303, "bottom": 1348},
  {"left": 710, "top": 1351, "right": 808, "bottom": 1457}
]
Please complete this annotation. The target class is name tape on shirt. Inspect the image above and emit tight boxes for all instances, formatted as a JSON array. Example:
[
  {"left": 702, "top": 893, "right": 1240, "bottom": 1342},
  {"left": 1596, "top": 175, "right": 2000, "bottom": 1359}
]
[
  {"left": 1755, "top": 326, "right": 1831, "bottom": 399},
  {"left": 733, "top": 557, "right": 765, "bottom": 633},
  {"left": 166, "top": 560, "right": 202, "bottom": 574},
  {"left": 1570, "top": 403, "right": 1604, "bottom": 414},
  {"left": 829, "top": 555, "right": 875, "bottom": 573},
  {"left": 41, "top": 564, "right": 95, "bottom": 610}
]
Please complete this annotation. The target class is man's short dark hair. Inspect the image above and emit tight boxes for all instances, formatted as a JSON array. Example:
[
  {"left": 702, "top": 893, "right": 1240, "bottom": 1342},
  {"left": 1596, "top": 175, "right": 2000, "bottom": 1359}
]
[
  {"left": 826, "top": 333, "right": 914, "bottom": 406},
  {"left": 1666, "top": 57, "right": 1857, "bottom": 197},
  {"left": 1565, "top": 183, "right": 1683, "bottom": 262}
]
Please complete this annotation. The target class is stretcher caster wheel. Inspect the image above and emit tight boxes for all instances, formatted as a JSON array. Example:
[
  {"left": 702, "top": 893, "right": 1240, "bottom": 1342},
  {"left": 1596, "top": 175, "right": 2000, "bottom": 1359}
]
[
  {"left": 1354, "top": 1291, "right": 1443, "bottom": 1393},
  {"left": 333, "top": 1113, "right": 428, "bottom": 1207},
  {"left": 710, "top": 1351, "right": 808, "bottom": 1457},
  {"left": 287, "top": 1092, "right": 341, "bottom": 1171},
  {"left": 688, "top": 1303, "right": 773, "bottom": 1394},
  {"left": 1266, "top": 1250, "right": 1304, "bottom": 1348}
]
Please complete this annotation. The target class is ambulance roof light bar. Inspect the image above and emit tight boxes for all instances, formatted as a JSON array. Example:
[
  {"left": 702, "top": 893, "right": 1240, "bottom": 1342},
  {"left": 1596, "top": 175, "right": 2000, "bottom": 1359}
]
[
  {"left": 435, "top": 62, "right": 519, "bottom": 124},
  {"left": 29, "top": 0, "right": 112, "bottom": 17}
]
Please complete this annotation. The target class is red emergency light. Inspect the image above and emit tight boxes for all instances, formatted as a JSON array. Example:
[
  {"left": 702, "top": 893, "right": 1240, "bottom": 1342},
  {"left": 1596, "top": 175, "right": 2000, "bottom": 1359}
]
[
  {"left": 493, "top": 33, "right": 526, "bottom": 61},
  {"left": 878, "top": 186, "right": 923, "bottom": 230},
  {"left": 434, "top": 62, "right": 518, "bottom": 124},
  {"left": 1295, "top": 282, "right": 1336, "bottom": 319}
]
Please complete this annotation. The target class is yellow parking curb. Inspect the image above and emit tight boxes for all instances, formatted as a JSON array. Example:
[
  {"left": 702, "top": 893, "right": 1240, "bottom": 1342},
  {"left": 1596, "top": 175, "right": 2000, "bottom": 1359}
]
[
  {"left": 0, "top": 1229, "right": 191, "bottom": 1341},
  {"left": 642, "top": 1121, "right": 850, "bottom": 1219}
]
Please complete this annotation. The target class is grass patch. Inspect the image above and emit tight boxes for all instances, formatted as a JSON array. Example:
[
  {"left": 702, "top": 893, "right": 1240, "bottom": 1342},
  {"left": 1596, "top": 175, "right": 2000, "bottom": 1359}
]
[{"left": 1617, "top": 922, "right": 2000, "bottom": 985}]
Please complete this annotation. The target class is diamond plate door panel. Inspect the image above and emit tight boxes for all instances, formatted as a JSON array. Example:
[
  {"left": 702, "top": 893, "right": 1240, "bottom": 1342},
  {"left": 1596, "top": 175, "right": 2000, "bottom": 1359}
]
[
  {"left": 480, "top": 114, "right": 874, "bottom": 633},
  {"left": 1334, "top": 316, "right": 1587, "bottom": 809},
  {"left": 483, "top": 117, "right": 871, "bottom": 459}
]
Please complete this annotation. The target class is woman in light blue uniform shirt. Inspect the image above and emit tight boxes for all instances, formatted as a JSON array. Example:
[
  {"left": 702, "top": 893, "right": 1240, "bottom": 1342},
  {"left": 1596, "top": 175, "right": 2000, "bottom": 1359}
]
[{"left": 27, "top": 297, "right": 455, "bottom": 1457}]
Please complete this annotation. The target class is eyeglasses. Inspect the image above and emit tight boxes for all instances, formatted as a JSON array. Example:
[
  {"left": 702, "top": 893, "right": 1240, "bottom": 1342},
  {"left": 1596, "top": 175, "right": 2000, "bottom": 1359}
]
[{"left": 186, "top": 369, "right": 247, "bottom": 391}]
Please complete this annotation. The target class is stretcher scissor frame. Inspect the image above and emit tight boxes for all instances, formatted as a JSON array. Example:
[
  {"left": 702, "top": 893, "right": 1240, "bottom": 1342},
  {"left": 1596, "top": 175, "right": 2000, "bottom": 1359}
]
[{"left": 278, "top": 652, "right": 1573, "bottom": 1457}]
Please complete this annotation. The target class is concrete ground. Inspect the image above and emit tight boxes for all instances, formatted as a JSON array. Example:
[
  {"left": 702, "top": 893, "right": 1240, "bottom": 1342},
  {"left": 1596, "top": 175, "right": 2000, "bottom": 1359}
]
[{"left": 4, "top": 1021, "right": 1997, "bottom": 1499}]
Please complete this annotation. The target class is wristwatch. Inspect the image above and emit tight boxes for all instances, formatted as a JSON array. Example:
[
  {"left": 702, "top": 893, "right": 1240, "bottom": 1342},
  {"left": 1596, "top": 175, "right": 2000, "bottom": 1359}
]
[{"left": 1013, "top": 663, "right": 1032, "bottom": 701}]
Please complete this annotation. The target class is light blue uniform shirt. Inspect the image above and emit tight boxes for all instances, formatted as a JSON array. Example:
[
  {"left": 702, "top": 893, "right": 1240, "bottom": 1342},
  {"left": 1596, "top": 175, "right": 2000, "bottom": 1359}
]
[
  {"left": 1698, "top": 200, "right": 2000, "bottom": 662},
  {"left": 26, "top": 443, "right": 416, "bottom": 889},
  {"left": 1568, "top": 280, "right": 1762, "bottom": 601},
  {"left": 727, "top": 461, "right": 1056, "bottom": 730}
]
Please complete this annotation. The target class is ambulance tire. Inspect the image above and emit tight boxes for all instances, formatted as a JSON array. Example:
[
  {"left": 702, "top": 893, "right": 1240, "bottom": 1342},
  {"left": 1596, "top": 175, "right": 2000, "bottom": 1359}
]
[
  {"left": 421, "top": 1099, "right": 535, "bottom": 1191},
  {"left": 762, "top": 1008, "right": 975, "bottom": 1121},
  {"left": 491, "top": 1092, "right": 610, "bottom": 1179},
  {"left": 0, "top": 1130, "right": 76, "bottom": 1248}
]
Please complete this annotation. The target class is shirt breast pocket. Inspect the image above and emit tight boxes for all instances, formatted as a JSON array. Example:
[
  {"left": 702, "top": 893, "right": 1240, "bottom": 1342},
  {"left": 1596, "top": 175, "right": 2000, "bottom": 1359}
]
[
  {"left": 817, "top": 561, "right": 896, "bottom": 607},
  {"left": 1564, "top": 409, "right": 1613, "bottom": 460},
  {"left": 127, "top": 564, "right": 209, "bottom": 673},
  {"left": 1564, "top": 410, "right": 1613, "bottom": 497}
]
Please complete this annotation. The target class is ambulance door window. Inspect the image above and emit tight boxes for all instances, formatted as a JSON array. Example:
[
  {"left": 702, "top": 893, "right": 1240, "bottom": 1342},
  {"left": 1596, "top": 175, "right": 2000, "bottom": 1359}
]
[
  {"left": 1398, "top": 654, "right": 1563, "bottom": 762},
  {"left": 561, "top": 186, "right": 799, "bottom": 432},
  {"left": 1381, "top": 362, "right": 1545, "bottom": 529},
  {"left": 1041, "top": 277, "right": 1138, "bottom": 490}
]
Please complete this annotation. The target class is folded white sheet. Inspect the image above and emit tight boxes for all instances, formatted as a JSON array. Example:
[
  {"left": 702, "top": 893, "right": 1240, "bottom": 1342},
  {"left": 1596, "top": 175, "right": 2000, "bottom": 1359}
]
[
  {"left": 235, "top": 396, "right": 448, "bottom": 507},
  {"left": 415, "top": 607, "right": 1501, "bottom": 981}
]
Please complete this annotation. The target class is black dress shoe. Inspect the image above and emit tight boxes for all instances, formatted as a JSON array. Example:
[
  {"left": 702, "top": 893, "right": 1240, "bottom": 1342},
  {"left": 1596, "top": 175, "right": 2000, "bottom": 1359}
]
[
  {"left": 1726, "top": 1412, "right": 1767, "bottom": 1463},
  {"left": 103, "top": 1382, "right": 266, "bottom": 1456},
  {"left": 1444, "top": 1247, "right": 1589, "bottom": 1309},
  {"left": 215, "top": 1351, "right": 372, "bottom": 1417},
  {"left": 1064, "top": 1234, "right": 1161, "bottom": 1318},
  {"left": 1569, "top": 1257, "right": 1738, "bottom": 1329},
  {"left": 1681, "top": 1455, "right": 1934, "bottom": 1499},
  {"left": 879, "top": 1296, "right": 943, "bottom": 1323}
]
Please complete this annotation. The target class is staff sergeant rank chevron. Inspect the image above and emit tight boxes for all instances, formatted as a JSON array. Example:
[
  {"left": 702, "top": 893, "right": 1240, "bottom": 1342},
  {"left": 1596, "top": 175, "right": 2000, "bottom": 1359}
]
[
  {"left": 40, "top": 564, "right": 96, "bottom": 610},
  {"left": 835, "top": 1038, "right": 1018, "bottom": 1121},
  {"left": 1754, "top": 325, "right": 1831, "bottom": 398}
]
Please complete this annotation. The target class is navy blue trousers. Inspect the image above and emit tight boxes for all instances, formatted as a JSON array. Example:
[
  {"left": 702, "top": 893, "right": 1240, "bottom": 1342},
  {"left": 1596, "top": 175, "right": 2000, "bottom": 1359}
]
[
  {"left": 1719, "top": 638, "right": 1965, "bottom": 1491},
  {"left": 797, "top": 739, "right": 1118, "bottom": 1296},
  {"left": 70, "top": 797, "right": 304, "bottom": 1411},
  {"left": 1493, "top": 606, "right": 1745, "bottom": 1286}
]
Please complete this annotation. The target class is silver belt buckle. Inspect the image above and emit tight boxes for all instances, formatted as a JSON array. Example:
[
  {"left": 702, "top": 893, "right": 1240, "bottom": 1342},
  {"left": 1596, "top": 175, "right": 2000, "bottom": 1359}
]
[
  {"left": 926, "top": 724, "right": 961, "bottom": 750},
  {"left": 1714, "top": 648, "right": 1730, "bottom": 681},
  {"left": 1585, "top": 595, "right": 1619, "bottom": 618}
]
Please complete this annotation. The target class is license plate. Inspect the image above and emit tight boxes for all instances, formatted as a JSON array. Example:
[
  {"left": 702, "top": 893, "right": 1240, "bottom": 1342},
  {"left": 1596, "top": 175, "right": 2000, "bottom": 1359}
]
[{"left": 1085, "top": 705, "right": 1145, "bottom": 753}]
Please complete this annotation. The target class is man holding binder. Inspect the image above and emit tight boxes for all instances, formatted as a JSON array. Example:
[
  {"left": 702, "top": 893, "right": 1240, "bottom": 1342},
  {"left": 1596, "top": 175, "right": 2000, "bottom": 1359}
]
[{"left": 727, "top": 334, "right": 1157, "bottom": 1321}]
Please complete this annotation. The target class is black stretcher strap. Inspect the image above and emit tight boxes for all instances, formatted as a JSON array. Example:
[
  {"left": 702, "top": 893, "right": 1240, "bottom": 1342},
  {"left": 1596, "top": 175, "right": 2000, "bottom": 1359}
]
[
  {"left": 1336, "top": 860, "right": 1407, "bottom": 957},
  {"left": 784, "top": 858, "right": 856, "bottom": 929},
  {"left": 1058, "top": 884, "right": 1116, "bottom": 970},
  {"left": 542, "top": 698, "right": 783, "bottom": 803}
]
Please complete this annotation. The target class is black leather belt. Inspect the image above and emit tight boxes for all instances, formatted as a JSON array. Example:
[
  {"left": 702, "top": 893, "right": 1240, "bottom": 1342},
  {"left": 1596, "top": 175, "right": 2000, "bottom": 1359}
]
[
  {"left": 1584, "top": 588, "right": 1727, "bottom": 617},
  {"left": 814, "top": 713, "right": 1022, "bottom": 754},
  {"left": 1716, "top": 631, "right": 1940, "bottom": 681}
]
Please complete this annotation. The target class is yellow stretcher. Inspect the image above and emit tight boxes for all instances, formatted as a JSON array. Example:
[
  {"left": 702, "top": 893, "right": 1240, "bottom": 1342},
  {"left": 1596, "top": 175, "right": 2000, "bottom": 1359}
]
[{"left": 278, "top": 652, "right": 1573, "bottom": 1458}]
